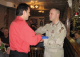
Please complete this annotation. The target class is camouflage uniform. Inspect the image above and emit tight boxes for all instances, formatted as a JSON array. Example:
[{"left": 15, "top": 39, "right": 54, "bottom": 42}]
[{"left": 36, "top": 21, "right": 66, "bottom": 57}]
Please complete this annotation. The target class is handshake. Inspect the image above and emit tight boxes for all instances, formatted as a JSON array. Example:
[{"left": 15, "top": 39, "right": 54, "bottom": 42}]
[{"left": 36, "top": 33, "right": 49, "bottom": 42}]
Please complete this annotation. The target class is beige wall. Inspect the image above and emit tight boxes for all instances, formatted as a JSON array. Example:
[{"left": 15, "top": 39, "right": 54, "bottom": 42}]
[
  {"left": 0, "top": 0, "right": 6, "bottom": 6},
  {"left": 0, "top": 0, "right": 14, "bottom": 8}
]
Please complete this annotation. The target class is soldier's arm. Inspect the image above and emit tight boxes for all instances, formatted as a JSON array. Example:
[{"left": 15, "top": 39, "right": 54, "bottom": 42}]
[
  {"left": 35, "top": 24, "right": 49, "bottom": 34},
  {"left": 55, "top": 26, "right": 67, "bottom": 47}
]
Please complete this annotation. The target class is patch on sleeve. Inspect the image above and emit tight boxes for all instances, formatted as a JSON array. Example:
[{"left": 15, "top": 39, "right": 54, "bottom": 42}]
[{"left": 59, "top": 27, "right": 64, "bottom": 33}]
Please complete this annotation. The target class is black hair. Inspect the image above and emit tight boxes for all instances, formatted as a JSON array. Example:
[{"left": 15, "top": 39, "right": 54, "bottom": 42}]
[{"left": 16, "top": 3, "right": 30, "bottom": 16}]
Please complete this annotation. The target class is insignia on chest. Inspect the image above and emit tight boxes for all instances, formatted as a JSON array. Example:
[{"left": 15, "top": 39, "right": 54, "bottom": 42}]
[{"left": 51, "top": 30, "right": 54, "bottom": 33}]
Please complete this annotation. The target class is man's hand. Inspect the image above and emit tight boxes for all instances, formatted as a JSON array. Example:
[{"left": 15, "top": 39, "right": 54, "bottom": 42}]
[
  {"left": 36, "top": 33, "right": 44, "bottom": 42},
  {"left": 36, "top": 33, "right": 44, "bottom": 36},
  {"left": 40, "top": 39, "right": 44, "bottom": 42}
]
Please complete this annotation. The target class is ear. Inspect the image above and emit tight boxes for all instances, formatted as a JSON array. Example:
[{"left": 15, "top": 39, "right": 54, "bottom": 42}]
[
  {"left": 57, "top": 13, "right": 60, "bottom": 17},
  {"left": 23, "top": 10, "right": 26, "bottom": 15}
]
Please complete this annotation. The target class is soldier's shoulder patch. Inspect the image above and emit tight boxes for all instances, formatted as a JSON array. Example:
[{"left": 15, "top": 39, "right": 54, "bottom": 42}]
[{"left": 59, "top": 27, "right": 64, "bottom": 33}]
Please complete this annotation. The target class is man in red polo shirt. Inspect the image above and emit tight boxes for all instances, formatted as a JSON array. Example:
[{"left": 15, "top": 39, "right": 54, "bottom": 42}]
[{"left": 9, "top": 3, "right": 42, "bottom": 57}]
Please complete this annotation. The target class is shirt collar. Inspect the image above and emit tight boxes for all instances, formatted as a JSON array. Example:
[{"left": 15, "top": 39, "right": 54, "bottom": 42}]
[
  {"left": 15, "top": 16, "right": 28, "bottom": 24},
  {"left": 52, "top": 21, "right": 60, "bottom": 26},
  {"left": 16, "top": 16, "right": 25, "bottom": 21}
]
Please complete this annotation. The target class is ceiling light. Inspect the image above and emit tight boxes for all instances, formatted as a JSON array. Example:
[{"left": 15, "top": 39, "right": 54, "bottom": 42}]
[{"left": 30, "top": 0, "right": 39, "bottom": 9}]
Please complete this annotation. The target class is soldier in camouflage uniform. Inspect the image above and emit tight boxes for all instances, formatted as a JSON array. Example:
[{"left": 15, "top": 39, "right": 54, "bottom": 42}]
[{"left": 36, "top": 8, "right": 66, "bottom": 57}]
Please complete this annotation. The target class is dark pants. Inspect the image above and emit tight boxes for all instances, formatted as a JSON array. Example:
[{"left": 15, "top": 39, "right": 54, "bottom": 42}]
[{"left": 9, "top": 50, "right": 28, "bottom": 57}]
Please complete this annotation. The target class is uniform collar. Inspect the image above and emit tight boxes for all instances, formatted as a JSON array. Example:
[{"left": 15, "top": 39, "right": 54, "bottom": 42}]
[{"left": 52, "top": 21, "right": 60, "bottom": 26}]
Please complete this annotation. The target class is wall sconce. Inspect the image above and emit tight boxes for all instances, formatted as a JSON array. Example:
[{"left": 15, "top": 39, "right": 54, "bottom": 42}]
[{"left": 38, "top": 10, "right": 44, "bottom": 13}]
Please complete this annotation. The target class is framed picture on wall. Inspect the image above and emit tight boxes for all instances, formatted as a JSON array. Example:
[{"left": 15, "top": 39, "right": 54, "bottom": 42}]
[{"left": 29, "top": 16, "right": 45, "bottom": 28}]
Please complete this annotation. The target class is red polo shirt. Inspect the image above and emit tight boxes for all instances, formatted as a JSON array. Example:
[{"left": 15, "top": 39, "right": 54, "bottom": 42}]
[{"left": 9, "top": 16, "right": 42, "bottom": 53}]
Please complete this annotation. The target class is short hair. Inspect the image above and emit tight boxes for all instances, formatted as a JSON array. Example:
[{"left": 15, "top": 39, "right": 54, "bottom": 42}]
[
  {"left": 51, "top": 8, "right": 60, "bottom": 14},
  {"left": 16, "top": 3, "right": 30, "bottom": 16}
]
